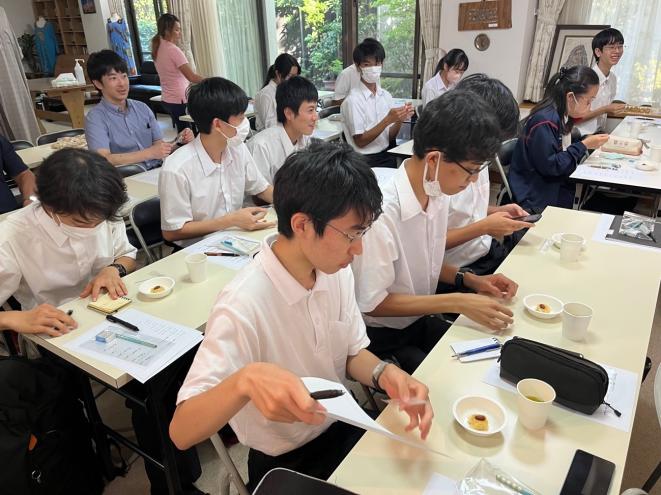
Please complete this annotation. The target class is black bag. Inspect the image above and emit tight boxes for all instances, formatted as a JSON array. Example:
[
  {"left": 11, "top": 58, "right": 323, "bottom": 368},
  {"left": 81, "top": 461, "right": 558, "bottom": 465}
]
[
  {"left": 498, "top": 337, "right": 620, "bottom": 416},
  {"left": 0, "top": 356, "right": 104, "bottom": 495}
]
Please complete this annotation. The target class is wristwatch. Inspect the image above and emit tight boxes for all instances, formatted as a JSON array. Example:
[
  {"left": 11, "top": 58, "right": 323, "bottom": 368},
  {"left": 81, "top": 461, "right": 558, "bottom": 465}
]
[
  {"left": 109, "top": 263, "right": 127, "bottom": 278},
  {"left": 371, "top": 360, "right": 389, "bottom": 391},
  {"left": 454, "top": 267, "right": 475, "bottom": 291}
]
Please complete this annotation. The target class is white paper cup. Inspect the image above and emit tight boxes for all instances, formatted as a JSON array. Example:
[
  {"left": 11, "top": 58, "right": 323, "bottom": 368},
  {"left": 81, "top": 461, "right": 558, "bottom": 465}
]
[
  {"left": 562, "top": 302, "right": 593, "bottom": 341},
  {"left": 560, "top": 233, "right": 584, "bottom": 262},
  {"left": 185, "top": 253, "right": 207, "bottom": 283},
  {"left": 649, "top": 143, "right": 661, "bottom": 163},
  {"left": 517, "top": 378, "right": 556, "bottom": 430},
  {"left": 629, "top": 121, "right": 642, "bottom": 138}
]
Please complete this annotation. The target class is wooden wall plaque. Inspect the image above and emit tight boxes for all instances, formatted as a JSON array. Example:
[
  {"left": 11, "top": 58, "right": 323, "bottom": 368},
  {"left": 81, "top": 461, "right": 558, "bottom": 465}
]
[{"left": 458, "top": 0, "right": 512, "bottom": 31}]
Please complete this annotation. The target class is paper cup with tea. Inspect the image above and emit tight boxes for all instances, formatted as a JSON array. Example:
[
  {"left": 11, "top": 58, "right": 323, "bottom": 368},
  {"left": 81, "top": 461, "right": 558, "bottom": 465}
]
[{"left": 516, "top": 378, "right": 556, "bottom": 430}]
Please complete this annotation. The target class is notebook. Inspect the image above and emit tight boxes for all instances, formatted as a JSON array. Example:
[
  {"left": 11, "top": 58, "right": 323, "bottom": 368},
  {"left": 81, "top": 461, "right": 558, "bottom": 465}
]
[{"left": 87, "top": 294, "right": 132, "bottom": 314}]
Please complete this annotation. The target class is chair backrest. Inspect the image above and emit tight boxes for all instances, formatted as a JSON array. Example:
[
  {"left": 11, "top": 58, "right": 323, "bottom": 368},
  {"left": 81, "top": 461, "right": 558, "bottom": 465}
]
[
  {"left": 318, "top": 106, "right": 340, "bottom": 120},
  {"left": 254, "top": 468, "right": 358, "bottom": 494},
  {"left": 129, "top": 197, "right": 163, "bottom": 264},
  {"left": 497, "top": 137, "right": 518, "bottom": 168},
  {"left": 117, "top": 164, "right": 145, "bottom": 178},
  {"left": 36, "top": 128, "right": 85, "bottom": 146},
  {"left": 10, "top": 140, "right": 34, "bottom": 151}
]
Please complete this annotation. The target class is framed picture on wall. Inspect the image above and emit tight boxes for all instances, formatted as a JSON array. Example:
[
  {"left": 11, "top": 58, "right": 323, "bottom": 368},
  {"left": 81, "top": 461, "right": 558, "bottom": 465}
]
[
  {"left": 545, "top": 25, "right": 610, "bottom": 83},
  {"left": 81, "top": 0, "right": 96, "bottom": 14}
]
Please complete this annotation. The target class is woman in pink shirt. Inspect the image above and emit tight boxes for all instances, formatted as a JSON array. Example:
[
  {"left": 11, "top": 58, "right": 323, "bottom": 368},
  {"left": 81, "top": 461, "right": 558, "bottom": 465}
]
[{"left": 151, "top": 13, "right": 204, "bottom": 132}]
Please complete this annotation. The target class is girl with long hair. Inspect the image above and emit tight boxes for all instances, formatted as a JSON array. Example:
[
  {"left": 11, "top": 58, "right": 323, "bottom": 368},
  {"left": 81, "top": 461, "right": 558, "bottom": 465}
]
[
  {"left": 254, "top": 53, "right": 301, "bottom": 131},
  {"left": 421, "top": 48, "right": 468, "bottom": 107}
]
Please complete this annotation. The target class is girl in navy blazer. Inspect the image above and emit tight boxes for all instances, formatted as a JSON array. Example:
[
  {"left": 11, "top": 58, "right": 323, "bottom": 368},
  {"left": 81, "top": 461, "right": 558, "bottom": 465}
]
[{"left": 508, "top": 65, "right": 609, "bottom": 211}]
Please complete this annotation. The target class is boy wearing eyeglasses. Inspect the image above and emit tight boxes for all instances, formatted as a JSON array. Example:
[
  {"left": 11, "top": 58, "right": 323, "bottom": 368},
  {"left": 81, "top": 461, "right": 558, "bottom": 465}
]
[
  {"left": 170, "top": 143, "right": 433, "bottom": 490},
  {"left": 576, "top": 28, "right": 626, "bottom": 135},
  {"left": 351, "top": 91, "right": 519, "bottom": 374}
]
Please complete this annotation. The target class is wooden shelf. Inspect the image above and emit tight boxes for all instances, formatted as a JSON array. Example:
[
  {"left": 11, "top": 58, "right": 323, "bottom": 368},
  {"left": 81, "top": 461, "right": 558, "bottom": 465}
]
[{"left": 33, "top": 0, "right": 87, "bottom": 56}]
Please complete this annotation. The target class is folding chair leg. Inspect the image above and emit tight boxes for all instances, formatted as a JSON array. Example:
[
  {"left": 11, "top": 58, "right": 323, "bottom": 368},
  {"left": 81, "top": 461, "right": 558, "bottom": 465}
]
[
  {"left": 361, "top": 385, "right": 380, "bottom": 411},
  {"left": 210, "top": 433, "right": 250, "bottom": 495}
]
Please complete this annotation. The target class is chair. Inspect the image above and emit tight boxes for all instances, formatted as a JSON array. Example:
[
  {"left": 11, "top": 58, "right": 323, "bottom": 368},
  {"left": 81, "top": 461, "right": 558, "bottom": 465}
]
[
  {"left": 209, "top": 433, "right": 249, "bottom": 495},
  {"left": 128, "top": 197, "right": 164, "bottom": 264},
  {"left": 10, "top": 140, "right": 34, "bottom": 151},
  {"left": 253, "top": 468, "right": 359, "bottom": 494},
  {"left": 36, "top": 128, "right": 85, "bottom": 146},
  {"left": 117, "top": 164, "right": 146, "bottom": 179},
  {"left": 495, "top": 138, "right": 518, "bottom": 206},
  {"left": 318, "top": 106, "right": 340, "bottom": 120}
]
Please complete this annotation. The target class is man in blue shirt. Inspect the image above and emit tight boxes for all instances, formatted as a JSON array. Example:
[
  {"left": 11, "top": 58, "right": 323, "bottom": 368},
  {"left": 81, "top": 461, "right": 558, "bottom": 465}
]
[
  {"left": 0, "top": 135, "right": 36, "bottom": 213},
  {"left": 85, "top": 50, "right": 193, "bottom": 171}
]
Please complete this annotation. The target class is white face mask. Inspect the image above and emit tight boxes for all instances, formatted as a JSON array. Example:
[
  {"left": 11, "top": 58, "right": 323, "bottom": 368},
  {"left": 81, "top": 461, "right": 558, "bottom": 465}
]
[
  {"left": 361, "top": 66, "right": 382, "bottom": 84},
  {"left": 422, "top": 155, "right": 443, "bottom": 197},
  {"left": 55, "top": 214, "right": 104, "bottom": 240},
  {"left": 446, "top": 71, "right": 462, "bottom": 88},
  {"left": 220, "top": 117, "right": 250, "bottom": 147}
]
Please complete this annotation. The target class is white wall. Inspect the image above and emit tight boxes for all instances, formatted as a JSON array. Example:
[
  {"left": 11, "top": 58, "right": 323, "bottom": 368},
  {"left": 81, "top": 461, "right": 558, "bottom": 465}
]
[
  {"left": 79, "top": 0, "right": 111, "bottom": 53},
  {"left": 0, "top": 0, "right": 35, "bottom": 36},
  {"left": 438, "top": 0, "right": 537, "bottom": 101}
]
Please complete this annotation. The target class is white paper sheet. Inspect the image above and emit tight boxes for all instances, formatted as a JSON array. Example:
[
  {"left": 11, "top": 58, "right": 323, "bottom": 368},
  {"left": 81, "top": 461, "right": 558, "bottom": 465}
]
[
  {"left": 183, "top": 232, "right": 260, "bottom": 270},
  {"left": 302, "top": 377, "right": 448, "bottom": 456},
  {"left": 450, "top": 337, "right": 501, "bottom": 363},
  {"left": 482, "top": 361, "right": 637, "bottom": 432},
  {"left": 313, "top": 128, "right": 340, "bottom": 141},
  {"left": 592, "top": 214, "right": 661, "bottom": 252},
  {"left": 129, "top": 168, "right": 161, "bottom": 186},
  {"left": 422, "top": 473, "right": 460, "bottom": 495},
  {"left": 63, "top": 309, "right": 203, "bottom": 383}
]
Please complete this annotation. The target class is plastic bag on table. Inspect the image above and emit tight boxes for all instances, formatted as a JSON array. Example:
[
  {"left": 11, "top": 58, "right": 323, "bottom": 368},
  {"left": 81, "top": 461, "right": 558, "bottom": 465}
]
[
  {"left": 618, "top": 211, "right": 656, "bottom": 241},
  {"left": 458, "top": 458, "right": 541, "bottom": 495}
]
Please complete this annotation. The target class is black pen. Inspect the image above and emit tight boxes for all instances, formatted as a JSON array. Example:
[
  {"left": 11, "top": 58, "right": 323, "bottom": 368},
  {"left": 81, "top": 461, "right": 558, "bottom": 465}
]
[
  {"left": 106, "top": 314, "right": 139, "bottom": 332},
  {"left": 66, "top": 309, "right": 74, "bottom": 316},
  {"left": 310, "top": 389, "right": 345, "bottom": 400}
]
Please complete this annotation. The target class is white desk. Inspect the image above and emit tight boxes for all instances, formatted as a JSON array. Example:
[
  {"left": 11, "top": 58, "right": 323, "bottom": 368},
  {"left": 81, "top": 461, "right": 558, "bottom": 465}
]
[
  {"left": 16, "top": 143, "right": 59, "bottom": 169},
  {"left": 180, "top": 102, "right": 256, "bottom": 123},
  {"left": 313, "top": 117, "right": 343, "bottom": 142},
  {"left": 571, "top": 116, "right": 661, "bottom": 216},
  {"left": 332, "top": 207, "right": 661, "bottom": 495},
  {"left": 388, "top": 139, "right": 413, "bottom": 158}
]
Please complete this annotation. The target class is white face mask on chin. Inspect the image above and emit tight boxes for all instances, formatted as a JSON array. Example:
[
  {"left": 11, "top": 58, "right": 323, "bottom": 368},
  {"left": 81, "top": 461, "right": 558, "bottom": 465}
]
[
  {"left": 422, "top": 156, "right": 443, "bottom": 197},
  {"left": 361, "top": 66, "right": 382, "bottom": 84},
  {"left": 221, "top": 117, "right": 250, "bottom": 147}
]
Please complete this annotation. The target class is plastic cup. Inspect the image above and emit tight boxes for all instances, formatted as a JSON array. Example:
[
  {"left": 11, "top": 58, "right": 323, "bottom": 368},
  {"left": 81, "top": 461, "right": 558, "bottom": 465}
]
[
  {"left": 517, "top": 378, "right": 556, "bottom": 430},
  {"left": 629, "top": 121, "right": 642, "bottom": 138},
  {"left": 185, "top": 253, "right": 207, "bottom": 283},
  {"left": 649, "top": 143, "right": 661, "bottom": 163},
  {"left": 560, "top": 233, "right": 584, "bottom": 262},
  {"left": 562, "top": 302, "right": 593, "bottom": 341}
]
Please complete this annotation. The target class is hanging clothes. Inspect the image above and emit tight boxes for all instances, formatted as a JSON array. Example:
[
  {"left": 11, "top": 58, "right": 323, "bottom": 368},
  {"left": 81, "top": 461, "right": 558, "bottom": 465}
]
[
  {"left": 0, "top": 7, "right": 40, "bottom": 142},
  {"left": 107, "top": 19, "right": 137, "bottom": 76},
  {"left": 34, "top": 21, "right": 58, "bottom": 75}
]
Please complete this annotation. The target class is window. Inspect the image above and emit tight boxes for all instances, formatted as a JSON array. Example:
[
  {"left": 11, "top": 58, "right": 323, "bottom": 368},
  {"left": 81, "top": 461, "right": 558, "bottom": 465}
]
[
  {"left": 273, "top": 0, "right": 343, "bottom": 90},
  {"left": 357, "top": 0, "right": 418, "bottom": 98},
  {"left": 125, "top": 0, "right": 166, "bottom": 67}
]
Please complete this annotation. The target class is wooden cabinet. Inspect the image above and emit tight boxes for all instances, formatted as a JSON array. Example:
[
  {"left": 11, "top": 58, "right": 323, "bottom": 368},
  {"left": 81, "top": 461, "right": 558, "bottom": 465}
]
[{"left": 32, "top": 0, "right": 88, "bottom": 55}]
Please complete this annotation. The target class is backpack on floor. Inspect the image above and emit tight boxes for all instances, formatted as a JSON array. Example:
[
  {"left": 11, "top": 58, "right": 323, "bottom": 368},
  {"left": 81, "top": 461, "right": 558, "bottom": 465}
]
[{"left": 0, "top": 356, "right": 104, "bottom": 495}]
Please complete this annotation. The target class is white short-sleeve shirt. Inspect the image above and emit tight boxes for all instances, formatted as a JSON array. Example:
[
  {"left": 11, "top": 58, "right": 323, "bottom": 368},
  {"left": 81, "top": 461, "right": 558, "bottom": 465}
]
[
  {"left": 421, "top": 73, "right": 449, "bottom": 108},
  {"left": 159, "top": 136, "right": 269, "bottom": 246},
  {"left": 333, "top": 64, "right": 362, "bottom": 101},
  {"left": 444, "top": 168, "right": 491, "bottom": 267},
  {"left": 254, "top": 80, "right": 278, "bottom": 131},
  {"left": 576, "top": 63, "right": 617, "bottom": 135},
  {"left": 177, "top": 233, "right": 370, "bottom": 456},
  {"left": 351, "top": 161, "right": 449, "bottom": 329},
  {"left": 247, "top": 124, "right": 310, "bottom": 183},
  {"left": 341, "top": 84, "right": 394, "bottom": 155},
  {"left": 0, "top": 203, "right": 137, "bottom": 310}
]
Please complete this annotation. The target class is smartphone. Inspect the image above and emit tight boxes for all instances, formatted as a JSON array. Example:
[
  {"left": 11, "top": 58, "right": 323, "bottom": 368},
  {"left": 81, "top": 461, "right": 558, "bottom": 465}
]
[
  {"left": 559, "top": 449, "right": 615, "bottom": 495},
  {"left": 512, "top": 213, "right": 542, "bottom": 223}
]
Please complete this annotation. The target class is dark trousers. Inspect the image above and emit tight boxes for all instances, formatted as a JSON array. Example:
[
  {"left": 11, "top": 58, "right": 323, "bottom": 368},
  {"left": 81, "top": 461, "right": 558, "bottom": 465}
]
[
  {"left": 366, "top": 316, "right": 450, "bottom": 374},
  {"left": 364, "top": 150, "right": 398, "bottom": 169},
  {"left": 162, "top": 101, "right": 190, "bottom": 133},
  {"left": 246, "top": 419, "right": 368, "bottom": 492}
]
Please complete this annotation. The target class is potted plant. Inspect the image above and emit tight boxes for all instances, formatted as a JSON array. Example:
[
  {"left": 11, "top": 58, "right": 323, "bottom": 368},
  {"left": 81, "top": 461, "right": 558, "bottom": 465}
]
[{"left": 18, "top": 32, "right": 40, "bottom": 75}]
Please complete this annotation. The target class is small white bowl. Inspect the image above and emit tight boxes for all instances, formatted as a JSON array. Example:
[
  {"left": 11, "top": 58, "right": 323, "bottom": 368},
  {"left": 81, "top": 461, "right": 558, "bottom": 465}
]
[
  {"left": 523, "top": 293, "right": 563, "bottom": 320},
  {"left": 551, "top": 232, "right": 587, "bottom": 250},
  {"left": 453, "top": 395, "right": 506, "bottom": 436},
  {"left": 636, "top": 161, "right": 659, "bottom": 171},
  {"left": 139, "top": 277, "right": 175, "bottom": 299}
]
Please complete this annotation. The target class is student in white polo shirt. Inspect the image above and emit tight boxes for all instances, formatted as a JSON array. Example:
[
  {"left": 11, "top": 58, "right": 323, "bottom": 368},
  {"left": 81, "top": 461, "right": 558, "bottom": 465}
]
[
  {"left": 443, "top": 74, "right": 534, "bottom": 278},
  {"left": 170, "top": 143, "right": 433, "bottom": 490},
  {"left": 254, "top": 53, "right": 301, "bottom": 131},
  {"left": 159, "top": 77, "right": 274, "bottom": 247},
  {"left": 341, "top": 38, "right": 414, "bottom": 168},
  {"left": 330, "top": 38, "right": 379, "bottom": 106},
  {"left": 421, "top": 48, "right": 468, "bottom": 108},
  {"left": 247, "top": 76, "right": 318, "bottom": 183},
  {"left": 575, "top": 28, "right": 626, "bottom": 135},
  {"left": 352, "top": 91, "right": 519, "bottom": 374}
]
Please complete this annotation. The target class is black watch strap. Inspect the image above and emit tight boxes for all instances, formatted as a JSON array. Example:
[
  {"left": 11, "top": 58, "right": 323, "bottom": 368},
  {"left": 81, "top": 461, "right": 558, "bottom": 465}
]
[
  {"left": 454, "top": 267, "right": 474, "bottom": 290},
  {"left": 109, "top": 263, "right": 127, "bottom": 278}
]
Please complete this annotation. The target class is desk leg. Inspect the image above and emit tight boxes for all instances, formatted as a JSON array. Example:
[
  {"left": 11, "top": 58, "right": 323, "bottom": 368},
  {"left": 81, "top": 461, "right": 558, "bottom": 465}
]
[
  {"left": 59, "top": 89, "right": 86, "bottom": 128},
  {"left": 573, "top": 183, "right": 584, "bottom": 210},
  {"left": 651, "top": 193, "right": 660, "bottom": 219}
]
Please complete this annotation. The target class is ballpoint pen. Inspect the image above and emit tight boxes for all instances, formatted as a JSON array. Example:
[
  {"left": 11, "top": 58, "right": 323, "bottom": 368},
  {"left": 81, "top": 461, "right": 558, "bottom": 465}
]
[
  {"left": 452, "top": 342, "right": 501, "bottom": 358},
  {"left": 204, "top": 251, "right": 240, "bottom": 257},
  {"left": 106, "top": 314, "right": 140, "bottom": 332},
  {"left": 310, "top": 389, "right": 345, "bottom": 400}
]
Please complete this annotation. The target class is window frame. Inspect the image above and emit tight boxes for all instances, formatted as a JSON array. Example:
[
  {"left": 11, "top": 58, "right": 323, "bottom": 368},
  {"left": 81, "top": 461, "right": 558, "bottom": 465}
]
[{"left": 124, "top": 0, "right": 167, "bottom": 72}]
